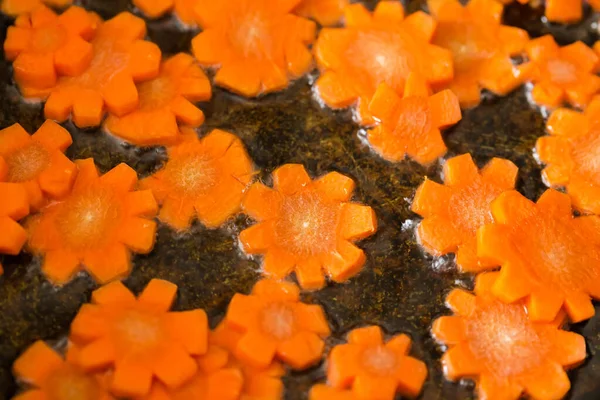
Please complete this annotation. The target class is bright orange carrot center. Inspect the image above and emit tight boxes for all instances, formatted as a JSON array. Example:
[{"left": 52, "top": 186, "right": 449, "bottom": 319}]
[
  {"left": 434, "top": 23, "right": 495, "bottom": 68},
  {"left": 137, "top": 77, "right": 177, "bottom": 109},
  {"left": 390, "top": 97, "right": 431, "bottom": 138},
  {"left": 465, "top": 301, "right": 548, "bottom": 377},
  {"left": 545, "top": 59, "right": 578, "bottom": 85},
  {"left": 163, "top": 154, "right": 216, "bottom": 195},
  {"left": 572, "top": 133, "right": 600, "bottom": 185},
  {"left": 67, "top": 40, "right": 128, "bottom": 90},
  {"left": 260, "top": 302, "right": 296, "bottom": 340},
  {"left": 229, "top": 12, "right": 272, "bottom": 58},
  {"left": 31, "top": 25, "right": 67, "bottom": 53},
  {"left": 46, "top": 365, "right": 102, "bottom": 400},
  {"left": 448, "top": 181, "right": 496, "bottom": 233},
  {"left": 360, "top": 345, "right": 398, "bottom": 375},
  {"left": 113, "top": 309, "right": 163, "bottom": 353},
  {"left": 275, "top": 191, "right": 338, "bottom": 255},
  {"left": 5, "top": 142, "right": 50, "bottom": 182}
]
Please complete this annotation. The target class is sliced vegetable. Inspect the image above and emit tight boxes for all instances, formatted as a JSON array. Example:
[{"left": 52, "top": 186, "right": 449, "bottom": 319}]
[
  {"left": 412, "top": 153, "right": 518, "bottom": 271},
  {"left": 432, "top": 272, "right": 587, "bottom": 400},
  {"left": 140, "top": 129, "right": 253, "bottom": 230},
  {"left": 310, "top": 385, "right": 357, "bottom": 400},
  {"left": 26, "top": 159, "right": 158, "bottom": 284},
  {"left": 1, "top": 0, "right": 71, "bottom": 17},
  {"left": 133, "top": 0, "right": 200, "bottom": 25},
  {"left": 0, "top": 174, "right": 29, "bottom": 275},
  {"left": 239, "top": 164, "right": 377, "bottom": 289},
  {"left": 294, "top": 0, "right": 348, "bottom": 26},
  {"left": 105, "top": 53, "right": 211, "bottom": 146}
]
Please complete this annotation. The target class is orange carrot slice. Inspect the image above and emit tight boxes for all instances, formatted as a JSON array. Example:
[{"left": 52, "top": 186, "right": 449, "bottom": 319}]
[
  {"left": 427, "top": 0, "right": 529, "bottom": 108},
  {"left": 326, "top": 325, "right": 427, "bottom": 400},
  {"left": 367, "top": 74, "right": 461, "bottom": 164},
  {"left": 536, "top": 99, "right": 600, "bottom": 215},
  {"left": 132, "top": 0, "right": 200, "bottom": 25},
  {"left": 104, "top": 53, "right": 211, "bottom": 146},
  {"left": 239, "top": 164, "right": 377, "bottom": 289},
  {"left": 431, "top": 272, "right": 587, "bottom": 400},
  {"left": 26, "top": 158, "right": 158, "bottom": 284},
  {"left": 412, "top": 153, "right": 518, "bottom": 271},
  {"left": 0, "top": 0, "right": 71, "bottom": 17},
  {"left": 140, "top": 129, "right": 253, "bottom": 230},
  {"left": 0, "top": 181, "right": 29, "bottom": 276},
  {"left": 498, "top": 0, "right": 587, "bottom": 23},
  {"left": 4, "top": 6, "right": 98, "bottom": 93},
  {"left": 224, "top": 279, "right": 330, "bottom": 371},
  {"left": 476, "top": 189, "right": 600, "bottom": 323},
  {"left": 191, "top": 0, "right": 316, "bottom": 97},
  {"left": 0, "top": 121, "right": 76, "bottom": 210},
  {"left": 294, "top": 0, "right": 348, "bottom": 26},
  {"left": 310, "top": 384, "right": 357, "bottom": 400},
  {"left": 12, "top": 340, "right": 114, "bottom": 400},
  {"left": 314, "top": 1, "right": 453, "bottom": 125},
  {"left": 520, "top": 35, "right": 600, "bottom": 109},
  {"left": 41, "top": 12, "right": 161, "bottom": 128},
  {"left": 69, "top": 279, "right": 208, "bottom": 398}
]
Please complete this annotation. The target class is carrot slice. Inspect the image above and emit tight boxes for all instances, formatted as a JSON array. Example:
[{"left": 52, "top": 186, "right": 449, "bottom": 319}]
[
  {"left": 0, "top": 0, "right": 72, "bottom": 17},
  {"left": 310, "top": 384, "right": 357, "bottom": 400},
  {"left": 0, "top": 121, "right": 76, "bottom": 210},
  {"left": 132, "top": 0, "right": 201, "bottom": 26},
  {"left": 367, "top": 75, "right": 461, "bottom": 164},
  {"left": 427, "top": 0, "right": 529, "bottom": 108},
  {"left": 69, "top": 279, "right": 208, "bottom": 397},
  {"left": 432, "top": 273, "right": 587, "bottom": 399},
  {"left": 326, "top": 325, "right": 427, "bottom": 400},
  {"left": 104, "top": 53, "right": 211, "bottom": 146},
  {"left": 223, "top": 279, "right": 330, "bottom": 370},
  {"left": 191, "top": 0, "right": 316, "bottom": 97},
  {"left": 12, "top": 340, "right": 113, "bottom": 399},
  {"left": 476, "top": 189, "right": 600, "bottom": 323},
  {"left": 520, "top": 35, "right": 600, "bottom": 109},
  {"left": 536, "top": 100, "right": 600, "bottom": 215},
  {"left": 42, "top": 12, "right": 161, "bottom": 128},
  {"left": 239, "top": 164, "right": 376, "bottom": 289},
  {"left": 4, "top": 6, "right": 98, "bottom": 93},
  {"left": 140, "top": 129, "right": 253, "bottom": 231},
  {"left": 411, "top": 153, "right": 518, "bottom": 271},
  {"left": 26, "top": 158, "right": 157, "bottom": 285},
  {"left": 293, "top": 0, "right": 348, "bottom": 26},
  {"left": 314, "top": 2, "right": 453, "bottom": 125}
]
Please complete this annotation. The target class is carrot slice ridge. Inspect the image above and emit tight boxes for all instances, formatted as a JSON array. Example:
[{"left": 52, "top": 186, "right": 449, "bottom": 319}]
[
  {"left": 432, "top": 273, "right": 587, "bottom": 400},
  {"left": 412, "top": 153, "right": 518, "bottom": 271},
  {"left": 293, "top": 0, "right": 348, "bottom": 26},
  {"left": 239, "top": 164, "right": 377, "bottom": 289},
  {"left": 27, "top": 158, "right": 158, "bottom": 284}
]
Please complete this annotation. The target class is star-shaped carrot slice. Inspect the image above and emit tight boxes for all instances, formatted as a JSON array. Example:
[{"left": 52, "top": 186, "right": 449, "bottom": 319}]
[
  {"left": 239, "top": 164, "right": 377, "bottom": 289},
  {"left": 225, "top": 279, "right": 331, "bottom": 370},
  {"left": 132, "top": 0, "right": 200, "bottom": 25},
  {"left": 432, "top": 272, "right": 587, "bottom": 400},
  {"left": 0, "top": 158, "right": 29, "bottom": 276},
  {"left": 314, "top": 1, "right": 453, "bottom": 125},
  {"left": 70, "top": 279, "right": 209, "bottom": 398},
  {"left": 477, "top": 189, "right": 600, "bottom": 323},
  {"left": 521, "top": 35, "right": 600, "bottom": 108},
  {"left": 4, "top": 5, "right": 99, "bottom": 94},
  {"left": 412, "top": 153, "right": 518, "bottom": 271},
  {"left": 294, "top": 0, "right": 348, "bottom": 26},
  {"left": 140, "top": 129, "right": 253, "bottom": 231},
  {"left": 191, "top": 0, "right": 316, "bottom": 97},
  {"left": 536, "top": 99, "right": 600, "bottom": 215},
  {"left": 104, "top": 54, "right": 211, "bottom": 146},
  {"left": 310, "top": 385, "right": 357, "bottom": 400},
  {"left": 43, "top": 12, "right": 161, "bottom": 128},
  {"left": 0, "top": 0, "right": 71, "bottom": 16},
  {"left": 12, "top": 340, "right": 113, "bottom": 400},
  {"left": 0, "top": 121, "right": 76, "bottom": 210},
  {"left": 367, "top": 74, "right": 461, "bottom": 164},
  {"left": 326, "top": 325, "right": 427, "bottom": 400},
  {"left": 26, "top": 158, "right": 158, "bottom": 284},
  {"left": 427, "top": 0, "right": 529, "bottom": 108}
]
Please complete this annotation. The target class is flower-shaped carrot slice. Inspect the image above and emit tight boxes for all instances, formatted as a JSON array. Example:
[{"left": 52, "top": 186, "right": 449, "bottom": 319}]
[
  {"left": 412, "top": 153, "right": 518, "bottom": 271},
  {"left": 225, "top": 279, "right": 331, "bottom": 370},
  {"left": 314, "top": 1, "right": 453, "bottom": 125},
  {"left": 0, "top": 0, "right": 71, "bottom": 17},
  {"left": 431, "top": 272, "right": 587, "bottom": 400},
  {"left": 326, "top": 326, "right": 427, "bottom": 400},
  {"left": 310, "top": 385, "right": 356, "bottom": 400},
  {"left": 4, "top": 6, "right": 99, "bottom": 93},
  {"left": 239, "top": 164, "right": 377, "bottom": 289},
  {"left": 70, "top": 279, "right": 209, "bottom": 397},
  {"left": 521, "top": 35, "right": 600, "bottom": 108},
  {"left": 12, "top": 340, "right": 113, "bottom": 400},
  {"left": 140, "top": 129, "right": 253, "bottom": 231},
  {"left": 132, "top": 0, "right": 200, "bottom": 25},
  {"left": 191, "top": 0, "right": 316, "bottom": 97},
  {"left": 536, "top": 99, "right": 600, "bottom": 215},
  {"left": 26, "top": 158, "right": 158, "bottom": 284},
  {"left": 294, "top": 0, "right": 348, "bottom": 26},
  {"left": 0, "top": 121, "right": 76, "bottom": 210},
  {"left": 477, "top": 189, "right": 600, "bottom": 323},
  {"left": 367, "top": 75, "right": 461, "bottom": 164},
  {"left": 43, "top": 12, "right": 161, "bottom": 128},
  {"left": 105, "top": 54, "right": 211, "bottom": 146},
  {"left": 427, "top": 0, "right": 529, "bottom": 108}
]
